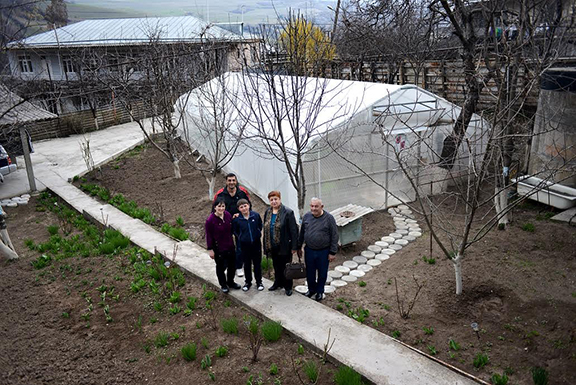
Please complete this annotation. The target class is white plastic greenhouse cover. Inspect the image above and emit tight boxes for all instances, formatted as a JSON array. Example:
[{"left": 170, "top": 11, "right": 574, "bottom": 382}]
[{"left": 175, "top": 72, "right": 488, "bottom": 216}]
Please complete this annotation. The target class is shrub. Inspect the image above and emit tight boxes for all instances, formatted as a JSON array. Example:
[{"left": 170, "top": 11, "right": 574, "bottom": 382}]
[
  {"left": 221, "top": 317, "right": 239, "bottom": 335},
  {"left": 47, "top": 225, "right": 59, "bottom": 235},
  {"left": 187, "top": 296, "right": 198, "bottom": 310},
  {"left": 531, "top": 367, "right": 548, "bottom": 385},
  {"left": 358, "top": 281, "right": 367, "bottom": 287},
  {"left": 169, "top": 291, "right": 181, "bottom": 304},
  {"left": 154, "top": 331, "right": 169, "bottom": 348},
  {"left": 334, "top": 366, "right": 364, "bottom": 385},
  {"left": 176, "top": 216, "right": 185, "bottom": 226},
  {"left": 473, "top": 352, "right": 489, "bottom": 369},
  {"left": 269, "top": 363, "right": 278, "bottom": 375},
  {"left": 303, "top": 360, "right": 319, "bottom": 383},
  {"left": 521, "top": 222, "right": 535, "bottom": 232},
  {"left": 215, "top": 345, "right": 228, "bottom": 357},
  {"left": 261, "top": 321, "right": 283, "bottom": 342},
  {"left": 490, "top": 373, "right": 509, "bottom": 385}
]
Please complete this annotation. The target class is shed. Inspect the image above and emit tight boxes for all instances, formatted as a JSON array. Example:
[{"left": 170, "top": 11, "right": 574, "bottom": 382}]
[{"left": 175, "top": 73, "right": 488, "bottom": 217}]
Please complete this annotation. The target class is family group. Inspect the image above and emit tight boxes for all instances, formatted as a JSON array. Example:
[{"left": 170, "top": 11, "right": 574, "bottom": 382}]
[{"left": 205, "top": 173, "right": 339, "bottom": 302}]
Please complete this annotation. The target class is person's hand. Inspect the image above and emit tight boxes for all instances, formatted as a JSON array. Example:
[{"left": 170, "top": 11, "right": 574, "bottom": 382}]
[
  {"left": 297, "top": 249, "right": 303, "bottom": 258},
  {"left": 328, "top": 254, "right": 336, "bottom": 262},
  {"left": 208, "top": 250, "right": 215, "bottom": 259},
  {"left": 232, "top": 213, "right": 240, "bottom": 219}
]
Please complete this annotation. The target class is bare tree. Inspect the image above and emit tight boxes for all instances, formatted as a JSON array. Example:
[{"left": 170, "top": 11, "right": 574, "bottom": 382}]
[
  {"left": 329, "top": 0, "right": 576, "bottom": 295},
  {"left": 238, "top": 14, "right": 352, "bottom": 214},
  {"left": 45, "top": 0, "right": 68, "bottom": 29},
  {"left": 176, "top": 71, "right": 247, "bottom": 198}
]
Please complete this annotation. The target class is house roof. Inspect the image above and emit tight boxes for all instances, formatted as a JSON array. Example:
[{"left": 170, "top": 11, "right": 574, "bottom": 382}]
[
  {"left": 7, "top": 16, "right": 247, "bottom": 49},
  {"left": 0, "top": 85, "right": 57, "bottom": 125}
]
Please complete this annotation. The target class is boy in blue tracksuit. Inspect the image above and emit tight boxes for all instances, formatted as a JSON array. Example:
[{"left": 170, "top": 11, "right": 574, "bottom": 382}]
[{"left": 232, "top": 199, "right": 264, "bottom": 291}]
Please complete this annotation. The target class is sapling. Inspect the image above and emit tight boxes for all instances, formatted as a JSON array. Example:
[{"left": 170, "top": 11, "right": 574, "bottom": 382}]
[{"left": 246, "top": 316, "right": 264, "bottom": 362}]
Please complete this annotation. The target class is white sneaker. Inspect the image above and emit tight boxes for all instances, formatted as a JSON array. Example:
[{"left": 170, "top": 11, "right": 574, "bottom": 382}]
[
  {"left": 236, "top": 269, "right": 244, "bottom": 277},
  {"left": 257, "top": 284, "right": 264, "bottom": 291}
]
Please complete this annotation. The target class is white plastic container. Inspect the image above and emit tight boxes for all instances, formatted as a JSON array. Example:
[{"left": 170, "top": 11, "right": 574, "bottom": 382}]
[{"left": 513, "top": 175, "right": 576, "bottom": 209}]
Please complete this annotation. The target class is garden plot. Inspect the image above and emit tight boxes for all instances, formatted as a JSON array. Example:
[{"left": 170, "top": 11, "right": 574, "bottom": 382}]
[{"left": 72, "top": 143, "right": 576, "bottom": 385}]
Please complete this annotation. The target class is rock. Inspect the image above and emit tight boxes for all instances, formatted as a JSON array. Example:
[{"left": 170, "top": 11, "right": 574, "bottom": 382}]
[
  {"left": 352, "top": 256, "right": 367, "bottom": 264},
  {"left": 342, "top": 275, "right": 358, "bottom": 282},
  {"left": 389, "top": 244, "right": 403, "bottom": 250},
  {"left": 395, "top": 239, "right": 409, "bottom": 246},
  {"left": 390, "top": 233, "right": 403, "bottom": 239},
  {"left": 380, "top": 249, "right": 396, "bottom": 255},
  {"left": 367, "top": 245, "right": 381, "bottom": 253},
  {"left": 409, "top": 231, "right": 422, "bottom": 237},
  {"left": 295, "top": 285, "right": 308, "bottom": 294},
  {"left": 335, "top": 265, "right": 351, "bottom": 274},
  {"left": 350, "top": 270, "right": 365, "bottom": 277},
  {"left": 324, "top": 286, "right": 336, "bottom": 293},
  {"left": 361, "top": 250, "right": 376, "bottom": 259},
  {"left": 367, "top": 259, "right": 382, "bottom": 266},
  {"left": 403, "top": 235, "right": 416, "bottom": 241},
  {"left": 398, "top": 205, "right": 409, "bottom": 210},
  {"left": 381, "top": 236, "right": 395, "bottom": 243},
  {"left": 328, "top": 270, "right": 343, "bottom": 278},
  {"left": 375, "top": 254, "right": 390, "bottom": 261},
  {"left": 357, "top": 264, "right": 373, "bottom": 272},
  {"left": 375, "top": 241, "right": 389, "bottom": 248},
  {"left": 331, "top": 280, "right": 347, "bottom": 287},
  {"left": 343, "top": 261, "right": 358, "bottom": 269},
  {"left": 396, "top": 229, "right": 409, "bottom": 235}
]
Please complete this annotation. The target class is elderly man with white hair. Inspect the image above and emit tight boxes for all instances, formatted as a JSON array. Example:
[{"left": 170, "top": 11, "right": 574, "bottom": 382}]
[{"left": 298, "top": 197, "right": 339, "bottom": 301}]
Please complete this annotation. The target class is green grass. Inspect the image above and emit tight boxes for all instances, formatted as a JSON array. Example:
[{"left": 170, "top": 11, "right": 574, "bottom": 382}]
[
  {"left": 154, "top": 331, "right": 169, "bottom": 348},
  {"left": 521, "top": 222, "right": 535, "bottom": 232},
  {"left": 334, "top": 366, "right": 364, "bottom": 385},
  {"left": 215, "top": 345, "right": 228, "bottom": 357},
  {"left": 261, "top": 320, "right": 283, "bottom": 342},
  {"left": 221, "top": 317, "right": 239, "bottom": 335},
  {"left": 47, "top": 225, "right": 59, "bottom": 235},
  {"left": 269, "top": 363, "right": 278, "bottom": 375},
  {"left": 473, "top": 352, "right": 489, "bottom": 369},
  {"left": 303, "top": 360, "right": 319, "bottom": 382},
  {"left": 490, "top": 373, "right": 509, "bottom": 385},
  {"left": 531, "top": 367, "right": 549, "bottom": 385},
  {"left": 181, "top": 342, "right": 197, "bottom": 361}
]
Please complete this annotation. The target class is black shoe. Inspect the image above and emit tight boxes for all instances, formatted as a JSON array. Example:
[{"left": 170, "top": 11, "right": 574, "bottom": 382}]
[
  {"left": 221, "top": 286, "right": 229, "bottom": 294},
  {"left": 285, "top": 289, "right": 293, "bottom": 296},
  {"left": 229, "top": 283, "right": 241, "bottom": 290},
  {"left": 268, "top": 284, "right": 279, "bottom": 291},
  {"left": 314, "top": 293, "right": 323, "bottom": 301},
  {"left": 304, "top": 290, "right": 316, "bottom": 298}
]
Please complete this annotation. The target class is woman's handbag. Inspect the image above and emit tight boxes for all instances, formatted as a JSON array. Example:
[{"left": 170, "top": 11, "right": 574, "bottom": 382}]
[{"left": 284, "top": 254, "right": 306, "bottom": 280}]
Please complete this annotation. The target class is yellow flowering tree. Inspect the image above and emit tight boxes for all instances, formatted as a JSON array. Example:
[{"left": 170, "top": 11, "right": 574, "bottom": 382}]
[{"left": 279, "top": 16, "right": 335, "bottom": 75}]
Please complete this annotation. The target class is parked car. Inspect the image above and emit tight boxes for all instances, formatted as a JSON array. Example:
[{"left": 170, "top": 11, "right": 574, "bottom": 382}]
[{"left": 0, "top": 144, "right": 17, "bottom": 183}]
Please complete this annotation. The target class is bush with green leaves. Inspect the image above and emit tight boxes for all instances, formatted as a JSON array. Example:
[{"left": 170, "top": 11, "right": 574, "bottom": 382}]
[
  {"left": 215, "top": 345, "right": 228, "bottom": 357},
  {"left": 303, "top": 360, "right": 319, "bottom": 383},
  {"left": 181, "top": 342, "right": 197, "bottom": 361},
  {"left": 490, "top": 373, "right": 509, "bottom": 385},
  {"left": 269, "top": 363, "right": 278, "bottom": 375},
  {"left": 531, "top": 367, "right": 548, "bottom": 385},
  {"left": 261, "top": 320, "right": 283, "bottom": 342},
  {"left": 221, "top": 317, "right": 239, "bottom": 335},
  {"left": 334, "top": 366, "right": 364, "bottom": 385},
  {"left": 473, "top": 352, "right": 489, "bottom": 369},
  {"left": 154, "top": 331, "right": 169, "bottom": 348}
]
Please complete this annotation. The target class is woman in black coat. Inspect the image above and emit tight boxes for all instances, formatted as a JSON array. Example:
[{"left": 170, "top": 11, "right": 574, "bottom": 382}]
[{"left": 262, "top": 190, "right": 299, "bottom": 296}]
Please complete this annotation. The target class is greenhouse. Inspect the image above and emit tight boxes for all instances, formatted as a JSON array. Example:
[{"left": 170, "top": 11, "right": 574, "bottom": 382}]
[{"left": 175, "top": 72, "right": 488, "bottom": 216}]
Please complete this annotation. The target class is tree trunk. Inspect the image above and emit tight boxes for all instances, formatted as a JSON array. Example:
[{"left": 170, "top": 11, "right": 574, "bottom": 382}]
[
  {"left": 452, "top": 254, "right": 463, "bottom": 295},
  {"left": 494, "top": 186, "right": 509, "bottom": 227},
  {"left": 208, "top": 175, "right": 216, "bottom": 200},
  {"left": 172, "top": 159, "right": 181, "bottom": 179},
  {"left": 93, "top": 116, "right": 99, "bottom": 131}
]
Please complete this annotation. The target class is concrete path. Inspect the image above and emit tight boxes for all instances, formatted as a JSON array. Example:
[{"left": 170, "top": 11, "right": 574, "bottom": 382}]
[{"left": 3, "top": 122, "right": 483, "bottom": 385}]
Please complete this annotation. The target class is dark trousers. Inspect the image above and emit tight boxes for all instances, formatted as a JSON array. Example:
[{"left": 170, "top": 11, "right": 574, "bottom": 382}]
[
  {"left": 271, "top": 247, "right": 293, "bottom": 290},
  {"left": 304, "top": 246, "right": 330, "bottom": 294},
  {"left": 241, "top": 240, "right": 262, "bottom": 286},
  {"left": 215, "top": 249, "right": 237, "bottom": 288},
  {"left": 235, "top": 236, "right": 243, "bottom": 270}
]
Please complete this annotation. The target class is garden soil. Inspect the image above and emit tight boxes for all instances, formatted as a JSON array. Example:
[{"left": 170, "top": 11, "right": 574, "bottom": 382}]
[
  {"left": 0, "top": 196, "right": 339, "bottom": 385},
  {"left": 28, "top": 144, "right": 576, "bottom": 384}
]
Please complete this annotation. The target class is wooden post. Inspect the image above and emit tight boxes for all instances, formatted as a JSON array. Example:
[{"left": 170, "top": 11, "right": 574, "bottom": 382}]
[{"left": 19, "top": 125, "right": 36, "bottom": 192}]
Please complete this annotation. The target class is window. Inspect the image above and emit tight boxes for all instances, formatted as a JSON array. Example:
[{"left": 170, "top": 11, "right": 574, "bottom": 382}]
[
  {"left": 18, "top": 56, "right": 33, "bottom": 73},
  {"left": 62, "top": 56, "right": 77, "bottom": 73}
]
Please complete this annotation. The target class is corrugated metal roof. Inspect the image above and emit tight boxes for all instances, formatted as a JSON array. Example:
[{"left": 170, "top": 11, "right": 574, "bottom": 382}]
[
  {"left": 330, "top": 204, "right": 374, "bottom": 227},
  {"left": 8, "top": 16, "right": 245, "bottom": 48},
  {"left": 0, "top": 85, "right": 58, "bottom": 125}
]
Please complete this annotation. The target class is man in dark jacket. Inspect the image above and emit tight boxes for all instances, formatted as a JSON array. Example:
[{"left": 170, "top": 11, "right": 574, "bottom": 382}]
[
  {"left": 232, "top": 199, "right": 264, "bottom": 292},
  {"left": 213, "top": 173, "right": 251, "bottom": 276},
  {"left": 213, "top": 173, "right": 251, "bottom": 216},
  {"left": 298, "top": 197, "right": 339, "bottom": 302}
]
